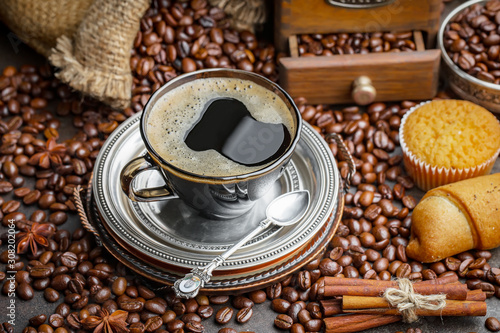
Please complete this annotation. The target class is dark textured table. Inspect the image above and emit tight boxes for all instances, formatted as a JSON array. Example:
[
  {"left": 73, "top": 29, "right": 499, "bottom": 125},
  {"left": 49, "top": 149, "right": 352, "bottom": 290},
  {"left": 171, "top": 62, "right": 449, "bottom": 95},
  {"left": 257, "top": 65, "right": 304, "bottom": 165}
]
[{"left": 1, "top": 1, "right": 500, "bottom": 332}]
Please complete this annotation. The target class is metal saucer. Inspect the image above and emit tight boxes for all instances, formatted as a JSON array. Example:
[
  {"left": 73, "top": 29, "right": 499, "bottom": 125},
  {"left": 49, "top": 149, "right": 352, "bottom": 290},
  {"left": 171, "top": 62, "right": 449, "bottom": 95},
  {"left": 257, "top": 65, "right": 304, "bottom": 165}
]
[
  {"left": 80, "top": 179, "right": 344, "bottom": 292},
  {"left": 92, "top": 112, "right": 340, "bottom": 274}
]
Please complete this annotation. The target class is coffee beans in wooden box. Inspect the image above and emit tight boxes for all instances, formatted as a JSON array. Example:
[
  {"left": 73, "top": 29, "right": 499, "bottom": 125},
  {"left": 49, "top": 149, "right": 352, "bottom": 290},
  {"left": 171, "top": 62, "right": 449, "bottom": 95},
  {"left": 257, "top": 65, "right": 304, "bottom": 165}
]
[
  {"left": 279, "top": 31, "right": 440, "bottom": 105},
  {"left": 275, "top": 0, "right": 442, "bottom": 105}
]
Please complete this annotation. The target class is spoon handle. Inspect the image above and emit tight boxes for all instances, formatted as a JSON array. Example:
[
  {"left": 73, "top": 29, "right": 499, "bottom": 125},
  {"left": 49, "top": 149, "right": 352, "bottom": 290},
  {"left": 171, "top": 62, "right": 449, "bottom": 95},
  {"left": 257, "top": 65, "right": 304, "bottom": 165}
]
[{"left": 173, "top": 219, "right": 272, "bottom": 298}]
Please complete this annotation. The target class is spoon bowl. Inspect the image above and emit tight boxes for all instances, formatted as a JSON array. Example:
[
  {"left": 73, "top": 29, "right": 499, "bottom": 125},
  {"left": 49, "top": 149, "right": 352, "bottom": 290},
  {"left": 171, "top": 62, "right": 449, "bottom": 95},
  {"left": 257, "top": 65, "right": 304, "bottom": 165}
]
[{"left": 267, "top": 190, "right": 310, "bottom": 226}]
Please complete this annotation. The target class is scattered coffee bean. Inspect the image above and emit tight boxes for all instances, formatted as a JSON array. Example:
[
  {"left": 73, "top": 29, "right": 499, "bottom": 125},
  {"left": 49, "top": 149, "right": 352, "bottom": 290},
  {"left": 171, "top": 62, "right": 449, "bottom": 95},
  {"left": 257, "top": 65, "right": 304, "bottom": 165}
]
[
  {"left": 486, "top": 317, "right": 500, "bottom": 332},
  {"left": 274, "top": 314, "right": 293, "bottom": 330},
  {"left": 215, "top": 307, "right": 233, "bottom": 324}
]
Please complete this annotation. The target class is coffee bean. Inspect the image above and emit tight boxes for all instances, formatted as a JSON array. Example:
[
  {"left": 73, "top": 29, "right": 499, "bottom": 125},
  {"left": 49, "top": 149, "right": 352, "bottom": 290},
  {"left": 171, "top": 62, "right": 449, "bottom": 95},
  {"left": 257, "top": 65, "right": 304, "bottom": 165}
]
[
  {"left": 282, "top": 287, "right": 300, "bottom": 303},
  {"left": 396, "top": 263, "right": 411, "bottom": 278},
  {"left": 0, "top": 181, "right": 13, "bottom": 194},
  {"left": 266, "top": 283, "right": 282, "bottom": 299},
  {"left": 94, "top": 287, "right": 111, "bottom": 303},
  {"left": 144, "top": 316, "right": 163, "bottom": 332},
  {"left": 218, "top": 329, "right": 237, "bottom": 333},
  {"left": 37, "top": 324, "right": 53, "bottom": 333},
  {"left": 172, "top": 301, "right": 186, "bottom": 316},
  {"left": 119, "top": 298, "right": 144, "bottom": 312},
  {"left": 2, "top": 200, "right": 20, "bottom": 214},
  {"left": 112, "top": 277, "right": 127, "bottom": 296},
  {"left": 44, "top": 287, "right": 60, "bottom": 302},
  {"left": 304, "top": 318, "right": 323, "bottom": 331},
  {"left": 184, "top": 321, "right": 204, "bottom": 332},
  {"left": 248, "top": 290, "right": 266, "bottom": 304},
  {"left": 51, "top": 274, "right": 70, "bottom": 291},
  {"left": 49, "top": 314, "right": 64, "bottom": 328},
  {"left": 17, "top": 282, "right": 34, "bottom": 300},
  {"left": 197, "top": 305, "right": 213, "bottom": 319},
  {"left": 130, "top": 322, "right": 146, "bottom": 333},
  {"left": 291, "top": 323, "right": 306, "bottom": 333},
  {"left": 60, "top": 251, "right": 78, "bottom": 268},
  {"left": 31, "top": 277, "right": 49, "bottom": 291},
  {"left": 236, "top": 307, "right": 253, "bottom": 323},
  {"left": 275, "top": 314, "right": 293, "bottom": 329},
  {"left": 232, "top": 295, "right": 254, "bottom": 309},
  {"left": 396, "top": 244, "right": 408, "bottom": 262},
  {"left": 29, "top": 314, "right": 47, "bottom": 326},
  {"left": 181, "top": 312, "right": 201, "bottom": 324},
  {"left": 319, "top": 258, "right": 342, "bottom": 276},
  {"left": 215, "top": 306, "right": 233, "bottom": 324},
  {"left": 145, "top": 299, "right": 166, "bottom": 314},
  {"left": 209, "top": 295, "right": 229, "bottom": 304},
  {"left": 39, "top": 193, "right": 56, "bottom": 209},
  {"left": 271, "top": 298, "right": 291, "bottom": 313},
  {"left": 486, "top": 317, "right": 500, "bottom": 332}
]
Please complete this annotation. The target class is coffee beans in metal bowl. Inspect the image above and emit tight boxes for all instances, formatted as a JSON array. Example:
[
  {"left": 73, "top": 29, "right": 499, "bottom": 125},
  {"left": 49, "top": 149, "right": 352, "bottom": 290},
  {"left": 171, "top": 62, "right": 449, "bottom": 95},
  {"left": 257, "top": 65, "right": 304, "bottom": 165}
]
[
  {"left": 439, "top": 0, "right": 500, "bottom": 112},
  {"left": 442, "top": 0, "right": 500, "bottom": 84}
]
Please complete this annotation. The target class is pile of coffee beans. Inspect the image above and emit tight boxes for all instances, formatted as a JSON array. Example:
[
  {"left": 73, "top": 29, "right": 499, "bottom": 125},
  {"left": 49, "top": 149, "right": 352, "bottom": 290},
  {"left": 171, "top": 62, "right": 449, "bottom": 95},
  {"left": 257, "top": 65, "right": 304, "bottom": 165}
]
[
  {"left": 443, "top": 0, "right": 500, "bottom": 85},
  {"left": 297, "top": 31, "right": 416, "bottom": 57},
  {"left": 129, "top": 0, "right": 282, "bottom": 114},
  {"left": 1, "top": 1, "right": 500, "bottom": 333},
  {"left": 0, "top": 63, "right": 499, "bottom": 333}
]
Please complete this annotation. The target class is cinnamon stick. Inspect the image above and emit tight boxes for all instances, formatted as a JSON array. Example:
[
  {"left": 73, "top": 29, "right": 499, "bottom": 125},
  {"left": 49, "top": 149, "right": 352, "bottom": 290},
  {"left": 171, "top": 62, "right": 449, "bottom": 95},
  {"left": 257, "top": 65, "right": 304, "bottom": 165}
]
[
  {"left": 342, "top": 296, "right": 487, "bottom": 317},
  {"left": 466, "top": 289, "right": 487, "bottom": 301},
  {"left": 324, "top": 283, "right": 468, "bottom": 300},
  {"left": 324, "top": 275, "right": 458, "bottom": 288},
  {"left": 419, "top": 274, "right": 459, "bottom": 285},
  {"left": 324, "top": 314, "right": 401, "bottom": 333},
  {"left": 320, "top": 299, "right": 343, "bottom": 316}
]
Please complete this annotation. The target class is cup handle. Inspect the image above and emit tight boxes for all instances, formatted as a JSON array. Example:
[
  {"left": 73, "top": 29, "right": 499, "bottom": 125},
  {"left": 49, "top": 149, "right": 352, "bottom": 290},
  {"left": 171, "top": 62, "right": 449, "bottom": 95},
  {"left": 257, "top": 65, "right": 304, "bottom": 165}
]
[{"left": 120, "top": 154, "right": 178, "bottom": 202}]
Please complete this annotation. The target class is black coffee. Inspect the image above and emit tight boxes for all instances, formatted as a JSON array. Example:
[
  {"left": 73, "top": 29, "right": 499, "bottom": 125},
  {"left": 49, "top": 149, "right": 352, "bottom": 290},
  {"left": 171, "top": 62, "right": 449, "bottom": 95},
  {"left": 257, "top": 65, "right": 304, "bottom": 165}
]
[
  {"left": 185, "top": 98, "right": 291, "bottom": 167},
  {"left": 146, "top": 77, "right": 295, "bottom": 177}
]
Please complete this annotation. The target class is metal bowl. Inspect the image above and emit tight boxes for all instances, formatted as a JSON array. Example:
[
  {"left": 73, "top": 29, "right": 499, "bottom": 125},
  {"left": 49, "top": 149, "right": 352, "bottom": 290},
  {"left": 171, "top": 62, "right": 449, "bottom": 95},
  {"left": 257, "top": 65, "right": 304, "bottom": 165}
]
[{"left": 438, "top": 0, "right": 500, "bottom": 113}]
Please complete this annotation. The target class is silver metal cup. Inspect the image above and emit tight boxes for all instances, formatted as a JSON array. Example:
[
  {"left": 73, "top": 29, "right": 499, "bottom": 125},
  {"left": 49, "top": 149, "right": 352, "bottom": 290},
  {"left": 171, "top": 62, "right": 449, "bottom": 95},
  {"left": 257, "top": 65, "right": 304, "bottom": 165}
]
[{"left": 120, "top": 69, "right": 302, "bottom": 219}]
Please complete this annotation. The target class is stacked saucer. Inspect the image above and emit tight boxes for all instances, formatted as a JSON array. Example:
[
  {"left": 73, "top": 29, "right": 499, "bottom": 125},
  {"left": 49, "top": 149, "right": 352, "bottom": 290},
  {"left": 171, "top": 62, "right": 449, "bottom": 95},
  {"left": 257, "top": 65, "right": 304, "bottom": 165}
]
[{"left": 81, "top": 112, "right": 343, "bottom": 293}]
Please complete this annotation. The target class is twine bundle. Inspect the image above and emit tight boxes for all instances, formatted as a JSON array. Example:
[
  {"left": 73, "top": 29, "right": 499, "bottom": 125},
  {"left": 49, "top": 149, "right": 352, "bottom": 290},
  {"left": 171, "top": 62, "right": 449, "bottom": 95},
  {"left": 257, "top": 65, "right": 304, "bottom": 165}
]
[{"left": 383, "top": 278, "right": 447, "bottom": 323}]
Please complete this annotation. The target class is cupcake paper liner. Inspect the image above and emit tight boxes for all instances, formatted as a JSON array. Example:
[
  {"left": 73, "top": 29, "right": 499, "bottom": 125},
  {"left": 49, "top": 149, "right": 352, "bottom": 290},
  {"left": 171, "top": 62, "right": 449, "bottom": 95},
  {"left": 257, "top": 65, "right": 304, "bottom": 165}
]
[{"left": 399, "top": 101, "right": 500, "bottom": 192}]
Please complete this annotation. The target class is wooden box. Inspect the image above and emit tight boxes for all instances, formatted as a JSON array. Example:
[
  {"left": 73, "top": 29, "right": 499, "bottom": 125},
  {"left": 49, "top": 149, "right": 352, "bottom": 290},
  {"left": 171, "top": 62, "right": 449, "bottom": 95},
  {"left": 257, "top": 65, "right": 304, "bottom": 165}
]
[
  {"left": 279, "top": 31, "right": 441, "bottom": 105},
  {"left": 274, "top": 0, "right": 442, "bottom": 51}
]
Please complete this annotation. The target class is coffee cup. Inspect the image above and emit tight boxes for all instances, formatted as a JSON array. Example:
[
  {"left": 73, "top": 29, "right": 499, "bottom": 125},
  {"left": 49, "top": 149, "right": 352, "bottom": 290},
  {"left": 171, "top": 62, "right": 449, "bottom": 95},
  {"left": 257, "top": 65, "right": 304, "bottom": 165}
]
[{"left": 120, "top": 69, "right": 302, "bottom": 219}]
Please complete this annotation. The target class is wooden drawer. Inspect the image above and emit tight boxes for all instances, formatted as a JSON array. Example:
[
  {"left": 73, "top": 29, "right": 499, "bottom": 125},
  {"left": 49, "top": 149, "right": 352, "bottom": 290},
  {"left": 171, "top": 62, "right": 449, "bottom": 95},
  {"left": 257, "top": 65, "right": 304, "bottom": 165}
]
[
  {"left": 279, "top": 31, "right": 441, "bottom": 105},
  {"left": 274, "top": 0, "right": 441, "bottom": 52}
]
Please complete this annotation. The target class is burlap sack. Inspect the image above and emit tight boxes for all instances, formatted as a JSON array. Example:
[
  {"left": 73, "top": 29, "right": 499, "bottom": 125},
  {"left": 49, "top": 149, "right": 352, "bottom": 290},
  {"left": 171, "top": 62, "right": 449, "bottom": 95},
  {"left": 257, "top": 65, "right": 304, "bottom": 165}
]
[
  {"left": 49, "top": 0, "right": 150, "bottom": 109},
  {"left": 0, "top": 0, "right": 93, "bottom": 57}
]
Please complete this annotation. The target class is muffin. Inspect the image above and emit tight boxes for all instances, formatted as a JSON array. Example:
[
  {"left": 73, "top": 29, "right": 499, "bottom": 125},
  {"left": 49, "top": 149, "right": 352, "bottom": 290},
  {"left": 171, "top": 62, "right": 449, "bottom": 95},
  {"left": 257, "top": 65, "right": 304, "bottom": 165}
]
[{"left": 399, "top": 99, "right": 500, "bottom": 191}]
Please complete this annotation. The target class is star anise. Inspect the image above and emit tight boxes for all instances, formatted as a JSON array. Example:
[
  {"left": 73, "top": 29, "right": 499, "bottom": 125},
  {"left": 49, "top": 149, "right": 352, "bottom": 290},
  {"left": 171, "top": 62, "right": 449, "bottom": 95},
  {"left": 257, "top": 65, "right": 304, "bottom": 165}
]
[
  {"left": 82, "top": 310, "right": 129, "bottom": 333},
  {"left": 16, "top": 222, "right": 55, "bottom": 254},
  {"left": 28, "top": 137, "right": 67, "bottom": 168}
]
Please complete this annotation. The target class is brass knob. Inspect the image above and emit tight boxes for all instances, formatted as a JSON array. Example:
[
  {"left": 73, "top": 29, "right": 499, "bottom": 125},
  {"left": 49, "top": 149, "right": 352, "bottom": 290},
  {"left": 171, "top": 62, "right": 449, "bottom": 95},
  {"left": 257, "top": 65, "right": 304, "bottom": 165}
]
[{"left": 352, "top": 76, "right": 376, "bottom": 106}]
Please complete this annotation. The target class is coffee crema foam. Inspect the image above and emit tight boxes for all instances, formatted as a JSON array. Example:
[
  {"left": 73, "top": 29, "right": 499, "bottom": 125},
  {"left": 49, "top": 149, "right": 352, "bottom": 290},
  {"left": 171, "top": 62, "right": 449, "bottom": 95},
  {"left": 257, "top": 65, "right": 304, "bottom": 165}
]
[{"left": 146, "top": 77, "right": 296, "bottom": 177}]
